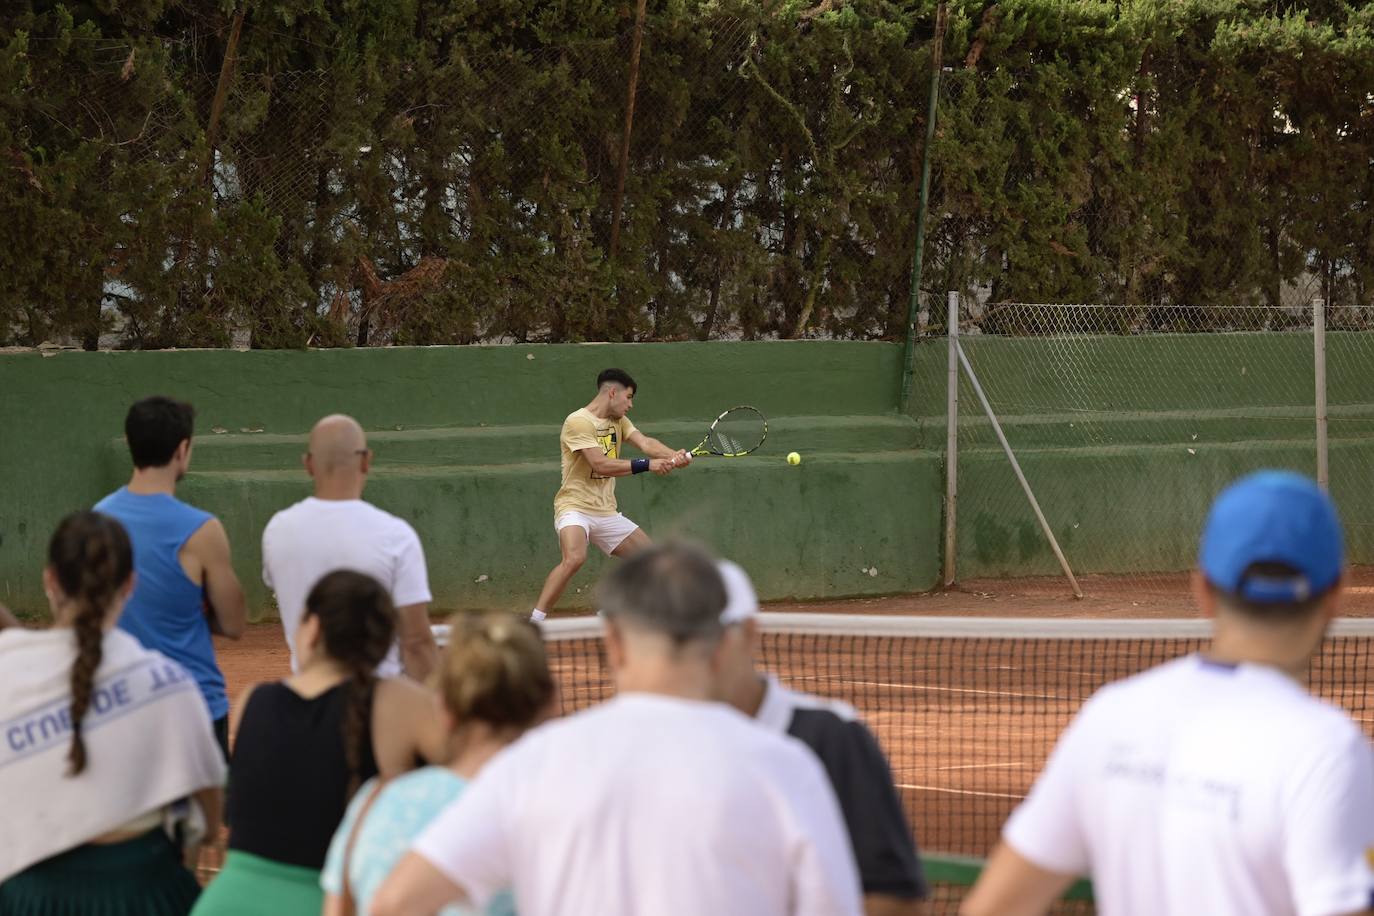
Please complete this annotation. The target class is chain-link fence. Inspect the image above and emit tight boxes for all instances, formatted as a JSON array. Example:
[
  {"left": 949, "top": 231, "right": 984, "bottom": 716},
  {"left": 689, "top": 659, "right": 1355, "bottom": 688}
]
[
  {"left": 945, "top": 300, "right": 1374, "bottom": 609},
  {"left": 908, "top": 20, "right": 1374, "bottom": 606}
]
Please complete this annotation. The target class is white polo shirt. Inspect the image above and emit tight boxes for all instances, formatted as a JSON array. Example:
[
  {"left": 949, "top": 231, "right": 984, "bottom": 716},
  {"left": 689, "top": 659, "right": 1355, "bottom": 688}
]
[
  {"left": 412, "top": 692, "right": 863, "bottom": 916},
  {"left": 1005, "top": 655, "right": 1374, "bottom": 916},
  {"left": 261, "top": 497, "right": 432, "bottom": 676}
]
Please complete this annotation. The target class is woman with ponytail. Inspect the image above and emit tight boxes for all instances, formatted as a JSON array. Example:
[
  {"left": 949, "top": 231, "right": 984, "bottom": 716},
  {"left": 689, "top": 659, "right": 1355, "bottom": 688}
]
[
  {"left": 321, "top": 611, "right": 555, "bottom": 916},
  {"left": 192, "top": 570, "right": 444, "bottom": 916},
  {"left": 0, "top": 511, "right": 226, "bottom": 915}
]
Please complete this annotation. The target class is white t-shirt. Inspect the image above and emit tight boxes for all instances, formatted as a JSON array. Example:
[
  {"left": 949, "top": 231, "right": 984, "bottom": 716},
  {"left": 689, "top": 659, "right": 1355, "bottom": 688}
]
[
  {"left": 412, "top": 693, "right": 863, "bottom": 916},
  {"left": 261, "top": 497, "right": 432, "bottom": 676},
  {"left": 1005, "top": 655, "right": 1374, "bottom": 916}
]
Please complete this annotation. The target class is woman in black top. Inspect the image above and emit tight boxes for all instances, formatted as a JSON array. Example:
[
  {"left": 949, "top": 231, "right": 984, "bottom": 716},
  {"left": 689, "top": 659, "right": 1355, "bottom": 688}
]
[{"left": 192, "top": 571, "right": 444, "bottom": 916}]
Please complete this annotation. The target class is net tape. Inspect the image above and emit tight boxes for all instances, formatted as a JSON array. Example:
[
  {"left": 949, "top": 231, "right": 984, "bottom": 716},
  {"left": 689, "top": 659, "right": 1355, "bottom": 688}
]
[{"left": 435, "top": 613, "right": 1374, "bottom": 643}]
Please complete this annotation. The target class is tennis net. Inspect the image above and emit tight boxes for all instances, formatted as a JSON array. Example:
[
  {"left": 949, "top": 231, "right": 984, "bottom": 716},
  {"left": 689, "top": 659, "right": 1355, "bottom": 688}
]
[{"left": 438, "top": 613, "right": 1374, "bottom": 911}]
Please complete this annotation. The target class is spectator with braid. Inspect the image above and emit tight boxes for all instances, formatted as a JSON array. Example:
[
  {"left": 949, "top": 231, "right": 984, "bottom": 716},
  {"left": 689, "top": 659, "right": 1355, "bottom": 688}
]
[
  {"left": 321, "top": 612, "right": 556, "bottom": 916},
  {"left": 192, "top": 571, "right": 445, "bottom": 916},
  {"left": 0, "top": 512, "right": 226, "bottom": 914}
]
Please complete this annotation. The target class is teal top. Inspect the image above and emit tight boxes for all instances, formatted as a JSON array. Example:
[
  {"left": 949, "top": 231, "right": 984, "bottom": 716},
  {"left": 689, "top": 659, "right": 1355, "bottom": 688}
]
[{"left": 321, "top": 767, "right": 514, "bottom": 916}]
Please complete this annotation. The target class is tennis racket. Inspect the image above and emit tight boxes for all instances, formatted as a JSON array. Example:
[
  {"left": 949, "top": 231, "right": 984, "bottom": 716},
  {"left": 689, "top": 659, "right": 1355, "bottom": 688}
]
[{"left": 686, "top": 406, "right": 768, "bottom": 458}]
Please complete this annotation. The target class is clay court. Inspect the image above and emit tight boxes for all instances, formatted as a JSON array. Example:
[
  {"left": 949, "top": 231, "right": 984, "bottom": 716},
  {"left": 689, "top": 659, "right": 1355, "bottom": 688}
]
[{"left": 208, "top": 570, "right": 1374, "bottom": 893}]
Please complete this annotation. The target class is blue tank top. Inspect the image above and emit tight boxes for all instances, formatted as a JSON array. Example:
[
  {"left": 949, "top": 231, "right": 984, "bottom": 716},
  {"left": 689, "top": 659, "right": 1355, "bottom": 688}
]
[{"left": 94, "top": 487, "right": 227, "bottom": 720}]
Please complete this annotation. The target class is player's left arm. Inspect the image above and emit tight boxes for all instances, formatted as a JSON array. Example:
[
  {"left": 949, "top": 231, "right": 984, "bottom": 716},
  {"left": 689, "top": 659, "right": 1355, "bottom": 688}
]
[{"left": 626, "top": 429, "right": 689, "bottom": 465}]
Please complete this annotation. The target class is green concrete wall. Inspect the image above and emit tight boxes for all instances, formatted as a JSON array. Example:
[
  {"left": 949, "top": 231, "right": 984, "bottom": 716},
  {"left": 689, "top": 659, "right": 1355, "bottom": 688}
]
[
  {"left": 5, "top": 330, "right": 1371, "bottom": 618},
  {"left": 0, "top": 342, "right": 935, "bottom": 617}
]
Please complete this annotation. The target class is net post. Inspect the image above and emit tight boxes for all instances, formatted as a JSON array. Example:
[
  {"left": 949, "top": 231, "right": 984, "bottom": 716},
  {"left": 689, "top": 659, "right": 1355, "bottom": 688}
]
[
  {"left": 956, "top": 340, "right": 1084, "bottom": 599},
  {"left": 1314, "top": 297, "right": 1329, "bottom": 490},
  {"left": 944, "top": 291, "right": 959, "bottom": 587}
]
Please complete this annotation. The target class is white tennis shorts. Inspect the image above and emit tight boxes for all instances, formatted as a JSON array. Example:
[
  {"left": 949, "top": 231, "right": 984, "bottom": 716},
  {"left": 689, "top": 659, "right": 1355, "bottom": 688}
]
[{"left": 556, "top": 511, "right": 640, "bottom": 556}]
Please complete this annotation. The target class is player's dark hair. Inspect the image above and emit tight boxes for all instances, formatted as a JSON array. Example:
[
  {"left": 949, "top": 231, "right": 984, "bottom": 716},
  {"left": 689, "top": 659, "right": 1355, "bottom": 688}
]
[
  {"left": 1212, "top": 561, "right": 1331, "bottom": 621},
  {"left": 49, "top": 511, "right": 134, "bottom": 777},
  {"left": 303, "top": 571, "right": 396, "bottom": 796},
  {"left": 125, "top": 396, "right": 196, "bottom": 469},
  {"left": 597, "top": 368, "right": 637, "bottom": 394},
  {"left": 598, "top": 542, "right": 727, "bottom": 647}
]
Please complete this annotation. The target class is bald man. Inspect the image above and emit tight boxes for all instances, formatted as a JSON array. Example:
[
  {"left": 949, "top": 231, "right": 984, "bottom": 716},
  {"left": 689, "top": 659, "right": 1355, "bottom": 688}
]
[{"left": 261, "top": 414, "right": 438, "bottom": 679}]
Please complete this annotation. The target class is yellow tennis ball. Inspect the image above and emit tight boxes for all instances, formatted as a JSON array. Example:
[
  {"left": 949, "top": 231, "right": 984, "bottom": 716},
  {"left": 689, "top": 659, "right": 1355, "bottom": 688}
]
[{"left": 787, "top": 451, "right": 801, "bottom": 465}]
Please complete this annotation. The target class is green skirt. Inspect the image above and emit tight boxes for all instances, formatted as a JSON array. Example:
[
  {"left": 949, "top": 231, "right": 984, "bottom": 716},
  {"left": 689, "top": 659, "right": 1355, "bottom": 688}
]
[
  {"left": 189, "top": 851, "right": 322, "bottom": 916},
  {"left": 0, "top": 828, "right": 201, "bottom": 916}
]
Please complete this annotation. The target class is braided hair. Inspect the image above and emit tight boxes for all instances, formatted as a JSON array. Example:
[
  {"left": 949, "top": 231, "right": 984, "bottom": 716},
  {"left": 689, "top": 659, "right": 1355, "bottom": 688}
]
[
  {"left": 48, "top": 511, "right": 134, "bottom": 777},
  {"left": 302, "top": 571, "right": 396, "bottom": 795}
]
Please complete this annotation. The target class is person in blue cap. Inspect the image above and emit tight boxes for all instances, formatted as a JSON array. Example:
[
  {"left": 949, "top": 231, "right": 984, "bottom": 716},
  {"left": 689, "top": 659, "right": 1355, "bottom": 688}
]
[{"left": 964, "top": 470, "right": 1374, "bottom": 916}]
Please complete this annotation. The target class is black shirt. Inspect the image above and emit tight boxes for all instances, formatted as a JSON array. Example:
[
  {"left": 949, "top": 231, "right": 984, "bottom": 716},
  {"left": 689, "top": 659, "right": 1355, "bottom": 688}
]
[
  {"left": 758, "top": 675, "right": 928, "bottom": 899},
  {"left": 226, "top": 681, "right": 379, "bottom": 869}
]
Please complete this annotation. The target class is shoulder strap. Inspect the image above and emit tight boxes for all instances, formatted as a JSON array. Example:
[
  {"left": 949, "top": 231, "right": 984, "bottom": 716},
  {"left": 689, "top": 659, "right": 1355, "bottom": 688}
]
[{"left": 339, "top": 779, "right": 388, "bottom": 916}]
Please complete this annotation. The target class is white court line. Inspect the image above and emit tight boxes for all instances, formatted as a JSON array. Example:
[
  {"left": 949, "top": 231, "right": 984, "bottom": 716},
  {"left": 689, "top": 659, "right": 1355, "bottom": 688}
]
[
  {"left": 898, "top": 783, "right": 1027, "bottom": 800},
  {"left": 822, "top": 679, "right": 1073, "bottom": 702},
  {"left": 932, "top": 762, "right": 1027, "bottom": 772}
]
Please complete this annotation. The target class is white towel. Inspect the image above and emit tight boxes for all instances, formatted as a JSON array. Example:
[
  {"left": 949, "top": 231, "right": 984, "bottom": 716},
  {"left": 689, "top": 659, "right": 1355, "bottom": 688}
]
[{"left": 0, "top": 627, "right": 227, "bottom": 883}]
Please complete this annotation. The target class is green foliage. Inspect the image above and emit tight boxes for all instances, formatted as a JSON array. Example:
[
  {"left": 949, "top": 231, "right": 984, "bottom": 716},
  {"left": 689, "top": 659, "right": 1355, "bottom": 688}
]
[{"left": 2, "top": 0, "right": 1372, "bottom": 348}]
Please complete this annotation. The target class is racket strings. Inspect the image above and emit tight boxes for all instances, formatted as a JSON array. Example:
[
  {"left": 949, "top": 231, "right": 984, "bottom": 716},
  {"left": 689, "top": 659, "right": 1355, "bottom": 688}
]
[
  {"left": 709, "top": 409, "right": 766, "bottom": 456},
  {"left": 710, "top": 429, "right": 743, "bottom": 455}
]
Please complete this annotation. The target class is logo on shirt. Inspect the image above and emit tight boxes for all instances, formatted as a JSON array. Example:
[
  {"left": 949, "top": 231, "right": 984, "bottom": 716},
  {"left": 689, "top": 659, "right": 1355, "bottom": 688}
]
[{"left": 591, "top": 426, "right": 619, "bottom": 480}]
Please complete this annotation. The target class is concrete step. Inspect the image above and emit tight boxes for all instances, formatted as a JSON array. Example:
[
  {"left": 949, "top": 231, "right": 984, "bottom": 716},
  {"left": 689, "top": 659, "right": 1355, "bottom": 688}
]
[
  {"left": 130, "top": 414, "right": 922, "bottom": 471},
  {"left": 177, "top": 447, "right": 941, "bottom": 615}
]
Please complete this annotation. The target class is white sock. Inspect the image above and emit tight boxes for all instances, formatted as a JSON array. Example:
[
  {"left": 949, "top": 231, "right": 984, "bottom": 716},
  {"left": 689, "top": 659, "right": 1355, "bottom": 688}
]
[{"left": 530, "top": 609, "right": 547, "bottom": 622}]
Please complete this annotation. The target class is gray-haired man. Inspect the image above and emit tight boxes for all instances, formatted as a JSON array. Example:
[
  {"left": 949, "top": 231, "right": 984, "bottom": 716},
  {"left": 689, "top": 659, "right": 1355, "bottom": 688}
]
[{"left": 373, "top": 543, "right": 862, "bottom": 916}]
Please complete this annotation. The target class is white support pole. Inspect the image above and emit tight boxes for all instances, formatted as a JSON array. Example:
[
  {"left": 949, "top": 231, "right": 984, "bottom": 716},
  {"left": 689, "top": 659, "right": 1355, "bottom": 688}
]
[
  {"left": 1314, "top": 297, "right": 1329, "bottom": 490},
  {"left": 944, "top": 292, "right": 959, "bottom": 587},
  {"left": 956, "top": 340, "right": 1084, "bottom": 599}
]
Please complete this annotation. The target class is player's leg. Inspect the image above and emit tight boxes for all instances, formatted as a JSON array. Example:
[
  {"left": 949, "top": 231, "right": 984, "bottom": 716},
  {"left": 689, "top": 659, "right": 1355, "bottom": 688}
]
[
  {"left": 532, "top": 523, "right": 590, "bottom": 620},
  {"left": 609, "top": 524, "right": 651, "bottom": 559}
]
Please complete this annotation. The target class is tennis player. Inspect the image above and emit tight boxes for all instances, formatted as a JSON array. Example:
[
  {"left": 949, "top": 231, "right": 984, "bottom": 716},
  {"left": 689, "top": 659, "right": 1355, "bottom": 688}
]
[
  {"left": 963, "top": 470, "right": 1374, "bottom": 916},
  {"left": 372, "top": 543, "right": 863, "bottom": 916},
  {"left": 530, "top": 368, "right": 690, "bottom": 622},
  {"left": 716, "top": 560, "right": 928, "bottom": 915}
]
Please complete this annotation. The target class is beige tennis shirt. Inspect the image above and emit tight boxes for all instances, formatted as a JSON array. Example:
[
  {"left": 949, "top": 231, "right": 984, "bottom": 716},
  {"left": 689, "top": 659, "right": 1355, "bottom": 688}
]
[{"left": 553, "top": 408, "right": 637, "bottom": 519}]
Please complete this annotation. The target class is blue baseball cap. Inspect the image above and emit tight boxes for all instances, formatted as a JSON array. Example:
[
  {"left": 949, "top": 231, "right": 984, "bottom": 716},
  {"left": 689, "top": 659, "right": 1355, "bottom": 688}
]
[{"left": 1199, "top": 471, "right": 1343, "bottom": 603}]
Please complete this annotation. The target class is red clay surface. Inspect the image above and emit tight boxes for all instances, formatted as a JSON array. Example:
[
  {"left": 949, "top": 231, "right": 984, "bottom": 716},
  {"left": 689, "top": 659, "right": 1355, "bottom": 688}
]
[
  {"left": 213, "top": 569, "right": 1374, "bottom": 851},
  {"left": 204, "top": 572, "right": 1374, "bottom": 911}
]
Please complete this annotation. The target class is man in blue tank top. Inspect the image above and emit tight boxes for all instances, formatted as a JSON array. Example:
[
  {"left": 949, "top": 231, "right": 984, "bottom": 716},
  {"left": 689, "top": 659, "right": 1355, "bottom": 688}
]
[{"left": 96, "top": 396, "right": 247, "bottom": 757}]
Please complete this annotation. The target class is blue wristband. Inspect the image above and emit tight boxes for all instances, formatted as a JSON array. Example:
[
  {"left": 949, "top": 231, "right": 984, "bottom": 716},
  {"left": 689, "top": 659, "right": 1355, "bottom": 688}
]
[{"left": 631, "top": 457, "right": 650, "bottom": 475}]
